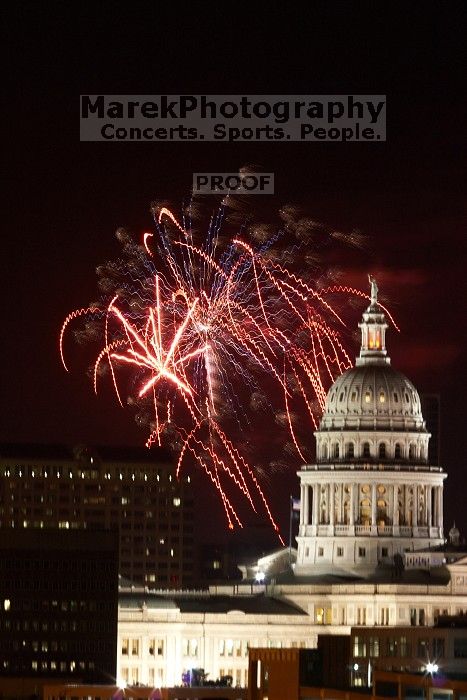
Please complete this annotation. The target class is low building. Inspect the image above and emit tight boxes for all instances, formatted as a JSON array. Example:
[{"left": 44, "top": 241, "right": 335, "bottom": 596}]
[
  {"left": 350, "top": 622, "right": 467, "bottom": 686},
  {"left": 0, "top": 529, "right": 118, "bottom": 694}
]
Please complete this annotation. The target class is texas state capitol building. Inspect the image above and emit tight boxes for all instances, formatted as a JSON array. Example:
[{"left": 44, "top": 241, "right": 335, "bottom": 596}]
[{"left": 117, "top": 281, "right": 467, "bottom": 688}]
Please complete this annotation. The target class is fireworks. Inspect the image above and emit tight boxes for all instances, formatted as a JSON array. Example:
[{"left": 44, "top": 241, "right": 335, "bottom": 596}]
[{"left": 60, "top": 199, "right": 395, "bottom": 539}]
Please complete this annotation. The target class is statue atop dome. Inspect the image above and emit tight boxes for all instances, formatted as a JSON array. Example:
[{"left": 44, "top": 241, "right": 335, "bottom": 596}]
[{"left": 368, "top": 274, "right": 379, "bottom": 305}]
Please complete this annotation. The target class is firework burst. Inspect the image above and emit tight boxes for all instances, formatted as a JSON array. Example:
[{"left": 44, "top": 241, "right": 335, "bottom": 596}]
[{"left": 60, "top": 198, "right": 395, "bottom": 540}]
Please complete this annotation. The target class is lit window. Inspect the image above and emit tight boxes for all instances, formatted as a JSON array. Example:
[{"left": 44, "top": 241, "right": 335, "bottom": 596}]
[
  {"left": 3, "top": 599, "right": 10, "bottom": 611},
  {"left": 212, "top": 560, "right": 221, "bottom": 570},
  {"left": 173, "top": 497, "right": 181, "bottom": 507},
  {"left": 379, "top": 391, "right": 385, "bottom": 403},
  {"left": 365, "top": 391, "right": 371, "bottom": 403}
]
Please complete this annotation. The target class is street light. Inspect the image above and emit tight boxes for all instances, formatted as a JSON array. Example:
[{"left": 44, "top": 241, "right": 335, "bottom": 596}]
[{"left": 425, "top": 662, "right": 438, "bottom": 674}]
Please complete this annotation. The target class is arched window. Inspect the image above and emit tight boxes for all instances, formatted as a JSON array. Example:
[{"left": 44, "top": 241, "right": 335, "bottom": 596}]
[
  {"left": 362, "top": 442, "right": 370, "bottom": 458},
  {"left": 322, "top": 443, "right": 328, "bottom": 460},
  {"left": 379, "top": 390, "right": 386, "bottom": 403},
  {"left": 379, "top": 443, "right": 386, "bottom": 459},
  {"left": 395, "top": 443, "right": 402, "bottom": 459},
  {"left": 333, "top": 443, "right": 340, "bottom": 459},
  {"left": 346, "top": 443, "right": 354, "bottom": 458},
  {"left": 409, "top": 444, "right": 416, "bottom": 460}
]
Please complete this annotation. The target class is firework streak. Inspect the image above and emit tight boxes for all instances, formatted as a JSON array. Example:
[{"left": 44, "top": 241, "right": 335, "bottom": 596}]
[{"left": 60, "top": 205, "right": 394, "bottom": 540}]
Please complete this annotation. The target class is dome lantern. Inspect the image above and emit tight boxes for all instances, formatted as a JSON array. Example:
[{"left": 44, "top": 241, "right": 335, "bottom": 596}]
[{"left": 356, "top": 275, "right": 389, "bottom": 367}]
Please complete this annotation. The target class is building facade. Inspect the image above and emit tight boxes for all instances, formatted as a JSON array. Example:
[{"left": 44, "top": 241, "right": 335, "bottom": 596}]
[
  {"left": 0, "top": 444, "right": 194, "bottom": 587},
  {"left": 0, "top": 529, "right": 118, "bottom": 683}
]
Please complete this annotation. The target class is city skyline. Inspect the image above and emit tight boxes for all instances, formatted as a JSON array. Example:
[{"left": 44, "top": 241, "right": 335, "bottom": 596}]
[{"left": 3, "top": 4, "right": 466, "bottom": 538}]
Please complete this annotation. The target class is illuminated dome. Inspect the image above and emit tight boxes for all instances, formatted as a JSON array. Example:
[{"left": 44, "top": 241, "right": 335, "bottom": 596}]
[{"left": 321, "top": 364, "right": 425, "bottom": 432}]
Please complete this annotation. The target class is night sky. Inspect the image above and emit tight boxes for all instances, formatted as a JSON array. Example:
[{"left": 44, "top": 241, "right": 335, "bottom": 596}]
[{"left": 3, "top": 4, "right": 466, "bottom": 541}]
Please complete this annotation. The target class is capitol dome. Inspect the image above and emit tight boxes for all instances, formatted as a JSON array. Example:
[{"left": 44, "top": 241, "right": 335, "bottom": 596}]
[{"left": 321, "top": 363, "right": 425, "bottom": 432}]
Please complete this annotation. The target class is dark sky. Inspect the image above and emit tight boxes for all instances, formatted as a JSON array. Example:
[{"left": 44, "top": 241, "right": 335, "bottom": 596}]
[{"left": 3, "top": 4, "right": 467, "bottom": 540}]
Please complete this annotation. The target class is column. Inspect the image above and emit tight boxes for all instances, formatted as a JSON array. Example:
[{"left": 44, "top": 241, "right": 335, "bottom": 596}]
[
  {"left": 329, "top": 483, "right": 335, "bottom": 525},
  {"left": 312, "top": 484, "right": 319, "bottom": 526},
  {"left": 433, "top": 486, "right": 439, "bottom": 527},
  {"left": 300, "top": 484, "right": 305, "bottom": 525},
  {"left": 438, "top": 486, "right": 443, "bottom": 532},
  {"left": 371, "top": 483, "right": 377, "bottom": 527},
  {"left": 427, "top": 486, "right": 432, "bottom": 528},
  {"left": 304, "top": 484, "right": 309, "bottom": 526},
  {"left": 393, "top": 484, "right": 399, "bottom": 526},
  {"left": 404, "top": 485, "right": 409, "bottom": 527},
  {"left": 412, "top": 485, "right": 418, "bottom": 527},
  {"left": 349, "top": 483, "right": 354, "bottom": 525}
]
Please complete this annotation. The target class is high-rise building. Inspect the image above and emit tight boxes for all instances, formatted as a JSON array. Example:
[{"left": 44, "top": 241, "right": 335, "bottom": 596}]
[{"left": 0, "top": 444, "right": 194, "bottom": 588}]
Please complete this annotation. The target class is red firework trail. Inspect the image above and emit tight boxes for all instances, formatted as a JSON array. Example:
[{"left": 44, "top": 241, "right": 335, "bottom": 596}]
[{"left": 60, "top": 205, "right": 397, "bottom": 540}]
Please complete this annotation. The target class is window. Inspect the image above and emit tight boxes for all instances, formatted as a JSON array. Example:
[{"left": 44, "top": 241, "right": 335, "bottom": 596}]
[
  {"left": 379, "top": 443, "right": 386, "bottom": 458},
  {"left": 395, "top": 443, "right": 402, "bottom": 459},
  {"left": 346, "top": 443, "right": 354, "bottom": 458},
  {"left": 131, "top": 639, "right": 139, "bottom": 656},
  {"left": 315, "top": 607, "right": 332, "bottom": 625},
  {"left": 369, "top": 636, "right": 379, "bottom": 657},
  {"left": 365, "top": 390, "right": 372, "bottom": 403},
  {"left": 381, "top": 547, "right": 388, "bottom": 557},
  {"left": 433, "top": 638, "right": 445, "bottom": 657},
  {"left": 358, "top": 547, "right": 366, "bottom": 558},
  {"left": 337, "top": 547, "right": 344, "bottom": 557},
  {"left": 363, "top": 443, "right": 370, "bottom": 458},
  {"left": 400, "top": 636, "right": 410, "bottom": 657},
  {"left": 379, "top": 391, "right": 385, "bottom": 403},
  {"left": 333, "top": 443, "right": 340, "bottom": 459},
  {"left": 417, "top": 638, "right": 429, "bottom": 657},
  {"left": 121, "top": 638, "right": 129, "bottom": 655},
  {"left": 318, "top": 547, "right": 324, "bottom": 557},
  {"left": 387, "top": 638, "right": 397, "bottom": 656},
  {"left": 380, "top": 607, "right": 390, "bottom": 625},
  {"left": 183, "top": 639, "right": 198, "bottom": 657},
  {"left": 356, "top": 607, "right": 366, "bottom": 625},
  {"left": 149, "top": 639, "right": 164, "bottom": 656},
  {"left": 454, "top": 638, "right": 467, "bottom": 658},
  {"left": 353, "top": 636, "right": 366, "bottom": 657}
]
